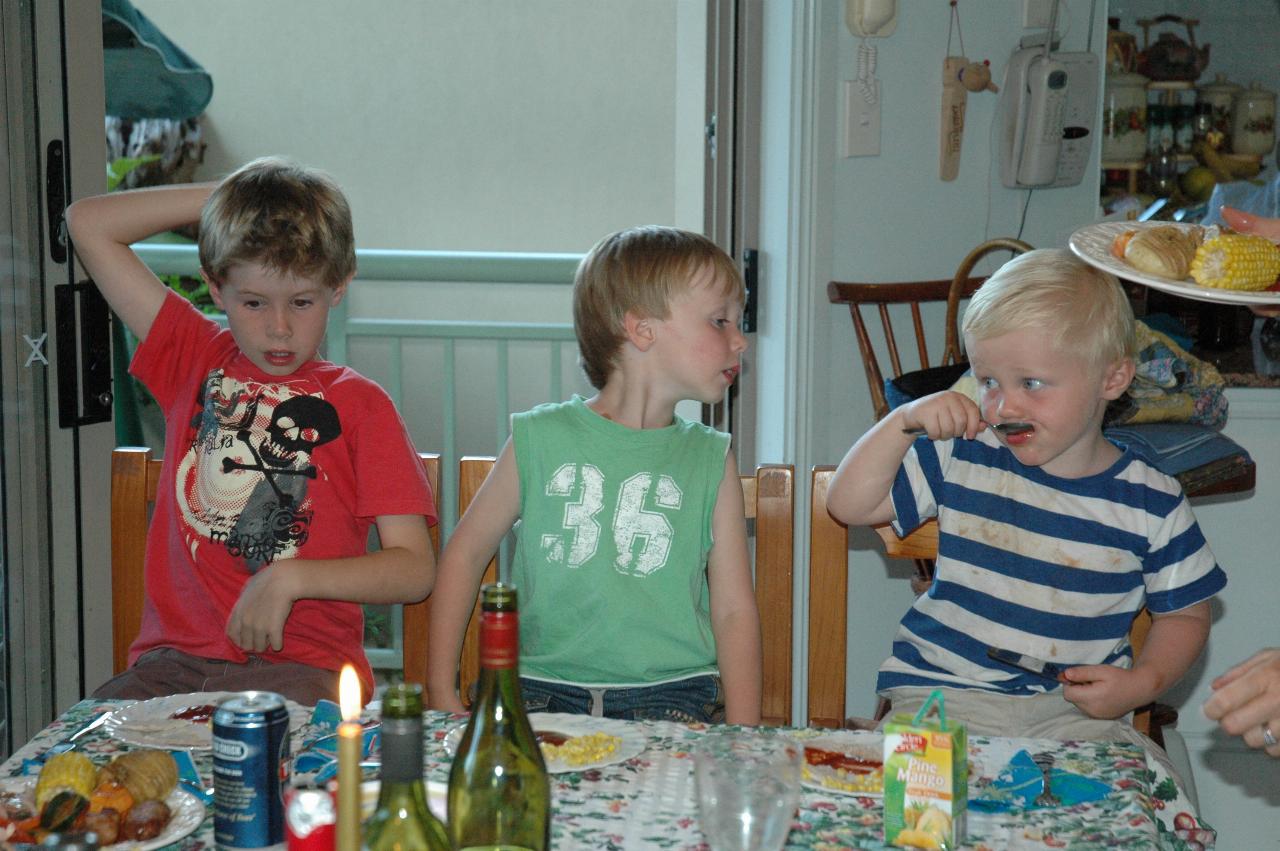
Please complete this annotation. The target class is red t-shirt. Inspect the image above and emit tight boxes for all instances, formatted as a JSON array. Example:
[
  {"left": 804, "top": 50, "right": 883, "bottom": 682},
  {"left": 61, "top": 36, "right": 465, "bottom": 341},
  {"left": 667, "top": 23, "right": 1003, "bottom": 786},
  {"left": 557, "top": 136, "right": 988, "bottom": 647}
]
[{"left": 129, "top": 291, "right": 436, "bottom": 695}]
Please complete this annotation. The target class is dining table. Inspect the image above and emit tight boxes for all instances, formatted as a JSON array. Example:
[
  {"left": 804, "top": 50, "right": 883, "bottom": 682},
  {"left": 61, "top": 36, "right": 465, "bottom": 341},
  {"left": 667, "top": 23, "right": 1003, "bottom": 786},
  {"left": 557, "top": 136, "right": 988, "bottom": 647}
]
[{"left": 2, "top": 697, "right": 1213, "bottom": 850}]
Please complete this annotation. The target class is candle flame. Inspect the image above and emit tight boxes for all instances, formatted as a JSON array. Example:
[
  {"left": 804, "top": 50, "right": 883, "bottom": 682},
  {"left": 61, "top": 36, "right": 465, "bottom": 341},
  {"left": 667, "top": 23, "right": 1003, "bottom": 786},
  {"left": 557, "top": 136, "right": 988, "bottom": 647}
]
[{"left": 339, "top": 664, "right": 361, "bottom": 721}]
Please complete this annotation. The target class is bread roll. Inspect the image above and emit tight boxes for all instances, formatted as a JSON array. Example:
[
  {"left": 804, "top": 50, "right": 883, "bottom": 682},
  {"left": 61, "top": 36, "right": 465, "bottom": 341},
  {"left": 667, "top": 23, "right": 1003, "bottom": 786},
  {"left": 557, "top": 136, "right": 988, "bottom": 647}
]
[{"left": 1121, "top": 225, "right": 1203, "bottom": 279}]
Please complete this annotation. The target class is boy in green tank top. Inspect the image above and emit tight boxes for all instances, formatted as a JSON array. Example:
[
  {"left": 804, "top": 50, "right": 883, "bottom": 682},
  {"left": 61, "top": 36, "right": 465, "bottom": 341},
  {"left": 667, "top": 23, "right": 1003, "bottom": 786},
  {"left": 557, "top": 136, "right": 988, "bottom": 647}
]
[{"left": 427, "top": 226, "right": 762, "bottom": 724}]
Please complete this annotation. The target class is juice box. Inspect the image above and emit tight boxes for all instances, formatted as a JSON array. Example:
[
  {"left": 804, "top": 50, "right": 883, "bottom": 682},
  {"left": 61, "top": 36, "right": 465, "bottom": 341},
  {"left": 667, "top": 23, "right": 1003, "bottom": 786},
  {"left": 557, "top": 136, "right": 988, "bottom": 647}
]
[{"left": 882, "top": 690, "right": 967, "bottom": 850}]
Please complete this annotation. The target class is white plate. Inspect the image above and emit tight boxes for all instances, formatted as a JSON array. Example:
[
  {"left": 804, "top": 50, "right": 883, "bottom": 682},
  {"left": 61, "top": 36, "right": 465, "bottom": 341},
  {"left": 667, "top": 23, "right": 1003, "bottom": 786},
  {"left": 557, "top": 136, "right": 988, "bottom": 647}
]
[
  {"left": 442, "top": 712, "right": 647, "bottom": 773},
  {"left": 799, "top": 735, "right": 885, "bottom": 798},
  {"left": 104, "top": 692, "right": 234, "bottom": 750},
  {"left": 0, "top": 775, "right": 203, "bottom": 851},
  {"left": 1069, "top": 220, "right": 1280, "bottom": 306},
  {"left": 361, "top": 779, "right": 447, "bottom": 821}
]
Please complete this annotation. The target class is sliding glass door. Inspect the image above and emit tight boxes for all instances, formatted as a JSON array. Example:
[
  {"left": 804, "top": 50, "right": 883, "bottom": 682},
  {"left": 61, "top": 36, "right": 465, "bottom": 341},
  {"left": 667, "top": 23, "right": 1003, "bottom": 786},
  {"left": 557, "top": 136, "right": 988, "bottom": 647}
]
[{"left": 1, "top": 0, "right": 113, "bottom": 755}]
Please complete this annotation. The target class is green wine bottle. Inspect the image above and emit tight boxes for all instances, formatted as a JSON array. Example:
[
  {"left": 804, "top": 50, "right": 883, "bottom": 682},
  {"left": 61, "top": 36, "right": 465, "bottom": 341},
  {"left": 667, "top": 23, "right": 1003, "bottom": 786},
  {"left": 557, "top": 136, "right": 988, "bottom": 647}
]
[
  {"left": 447, "top": 583, "right": 551, "bottom": 851},
  {"left": 363, "top": 683, "right": 451, "bottom": 851}
]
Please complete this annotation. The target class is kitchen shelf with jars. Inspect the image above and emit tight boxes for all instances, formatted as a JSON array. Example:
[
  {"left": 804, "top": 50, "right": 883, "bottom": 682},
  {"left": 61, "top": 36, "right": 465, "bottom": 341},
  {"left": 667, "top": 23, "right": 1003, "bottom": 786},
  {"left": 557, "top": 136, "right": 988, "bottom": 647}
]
[{"left": 1101, "top": 15, "right": 1272, "bottom": 216}]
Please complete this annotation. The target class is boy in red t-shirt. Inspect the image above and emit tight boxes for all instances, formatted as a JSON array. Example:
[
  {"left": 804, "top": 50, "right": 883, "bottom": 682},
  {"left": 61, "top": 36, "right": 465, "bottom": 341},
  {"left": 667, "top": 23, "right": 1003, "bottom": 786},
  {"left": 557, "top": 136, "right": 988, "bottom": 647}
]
[{"left": 68, "top": 157, "right": 436, "bottom": 703}]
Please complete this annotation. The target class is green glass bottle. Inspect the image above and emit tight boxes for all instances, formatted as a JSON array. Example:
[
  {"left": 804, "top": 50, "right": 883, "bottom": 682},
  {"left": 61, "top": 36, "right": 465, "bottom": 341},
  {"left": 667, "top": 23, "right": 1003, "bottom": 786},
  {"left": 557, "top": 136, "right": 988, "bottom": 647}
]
[
  {"left": 447, "top": 583, "right": 551, "bottom": 851},
  {"left": 363, "top": 683, "right": 451, "bottom": 851}
]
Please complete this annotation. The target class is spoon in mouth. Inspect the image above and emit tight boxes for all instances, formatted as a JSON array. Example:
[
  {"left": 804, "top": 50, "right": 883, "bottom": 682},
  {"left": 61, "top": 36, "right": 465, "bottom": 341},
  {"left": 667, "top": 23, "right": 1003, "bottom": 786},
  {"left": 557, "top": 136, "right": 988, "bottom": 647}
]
[{"left": 903, "top": 419, "right": 1034, "bottom": 437}]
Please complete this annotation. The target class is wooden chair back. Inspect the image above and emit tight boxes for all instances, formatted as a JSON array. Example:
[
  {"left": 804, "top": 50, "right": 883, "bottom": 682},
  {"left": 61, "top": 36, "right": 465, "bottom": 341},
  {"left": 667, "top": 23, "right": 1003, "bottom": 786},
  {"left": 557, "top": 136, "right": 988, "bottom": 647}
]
[
  {"left": 110, "top": 447, "right": 442, "bottom": 679},
  {"left": 808, "top": 465, "right": 1168, "bottom": 742},
  {"left": 827, "top": 238, "right": 1032, "bottom": 421},
  {"left": 450, "top": 458, "right": 796, "bottom": 726}
]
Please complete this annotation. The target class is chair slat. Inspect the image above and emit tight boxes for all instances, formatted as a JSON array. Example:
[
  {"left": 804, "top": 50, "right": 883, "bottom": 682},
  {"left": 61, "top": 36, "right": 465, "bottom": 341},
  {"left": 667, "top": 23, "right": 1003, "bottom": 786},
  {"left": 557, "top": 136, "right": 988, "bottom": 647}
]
[
  {"left": 807, "top": 467, "right": 849, "bottom": 728},
  {"left": 753, "top": 465, "right": 794, "bottom": 727},
  {"left": 401, "top": 453, "right": 441, "bottom": 687}
]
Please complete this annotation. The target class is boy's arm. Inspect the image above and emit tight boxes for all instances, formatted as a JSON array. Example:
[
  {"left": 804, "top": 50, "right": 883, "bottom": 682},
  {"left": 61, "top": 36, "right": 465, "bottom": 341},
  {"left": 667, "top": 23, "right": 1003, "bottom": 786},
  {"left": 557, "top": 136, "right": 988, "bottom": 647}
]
[
  {"left": 65, "top": 184, "right": 215, "bottom": 341},
  {"left": 1062, "top": 601, "right": 1212, "bottom": 720},
  {"left": 425, "top": 439, "right": 521, "bottom": 712},
  {"left": 225, "top": 513, "right": 436, "bottom": 653},
  {"left": 826, "top": 391, "right": 982, "bottom": 526},
  {"left": 707, "top": 450, "right": 763, "bottom": 725}
]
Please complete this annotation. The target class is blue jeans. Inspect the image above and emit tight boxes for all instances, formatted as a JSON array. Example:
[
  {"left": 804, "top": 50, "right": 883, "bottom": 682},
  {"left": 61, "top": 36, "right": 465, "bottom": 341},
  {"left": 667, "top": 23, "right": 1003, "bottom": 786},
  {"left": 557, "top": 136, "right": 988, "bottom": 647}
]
[{"left": 519, "top": 674, "right": 725, "bottom": 723}]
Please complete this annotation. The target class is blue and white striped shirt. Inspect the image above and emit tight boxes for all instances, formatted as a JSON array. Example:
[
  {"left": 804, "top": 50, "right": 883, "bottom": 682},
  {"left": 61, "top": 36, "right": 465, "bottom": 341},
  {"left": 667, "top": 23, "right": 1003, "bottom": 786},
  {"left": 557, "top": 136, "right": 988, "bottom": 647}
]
[{"left": 881, "top": 430, "right": 1225, "bottom": 696}]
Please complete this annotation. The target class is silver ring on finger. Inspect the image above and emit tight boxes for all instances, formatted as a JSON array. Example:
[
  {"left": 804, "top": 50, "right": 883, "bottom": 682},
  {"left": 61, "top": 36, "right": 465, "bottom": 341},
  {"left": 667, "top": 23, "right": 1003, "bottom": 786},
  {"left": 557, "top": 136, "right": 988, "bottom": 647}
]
[{"left": 1263, "top": 724, "right": 1278, "bottom": 748}]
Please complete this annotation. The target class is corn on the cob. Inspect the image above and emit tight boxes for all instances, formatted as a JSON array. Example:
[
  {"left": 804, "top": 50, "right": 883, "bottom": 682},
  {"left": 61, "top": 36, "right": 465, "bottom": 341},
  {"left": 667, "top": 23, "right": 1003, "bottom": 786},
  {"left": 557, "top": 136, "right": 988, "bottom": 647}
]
[
  {"left": 35, "top": 751, "right": 98, "bottom": 809},
  {"left": 1190, "top": 233, "right": 1280, "bottom": 291}
]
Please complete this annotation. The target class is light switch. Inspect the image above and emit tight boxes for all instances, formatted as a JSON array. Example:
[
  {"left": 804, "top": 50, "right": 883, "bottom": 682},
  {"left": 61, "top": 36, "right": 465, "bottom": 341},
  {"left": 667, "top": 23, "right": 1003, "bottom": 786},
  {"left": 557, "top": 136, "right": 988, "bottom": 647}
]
[{"left": 843, "top": 79, "right": 881, "bottom": 158}]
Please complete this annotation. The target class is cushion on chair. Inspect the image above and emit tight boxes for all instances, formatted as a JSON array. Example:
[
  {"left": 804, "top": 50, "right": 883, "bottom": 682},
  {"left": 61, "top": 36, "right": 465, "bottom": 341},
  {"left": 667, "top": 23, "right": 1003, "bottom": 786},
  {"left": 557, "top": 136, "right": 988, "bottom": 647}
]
[
  {"left": 883, "top": 363, "right": 972, "bottom": 412},
  {"left": 1104, "top": 423, "right": 1252, "bottom": 478}
]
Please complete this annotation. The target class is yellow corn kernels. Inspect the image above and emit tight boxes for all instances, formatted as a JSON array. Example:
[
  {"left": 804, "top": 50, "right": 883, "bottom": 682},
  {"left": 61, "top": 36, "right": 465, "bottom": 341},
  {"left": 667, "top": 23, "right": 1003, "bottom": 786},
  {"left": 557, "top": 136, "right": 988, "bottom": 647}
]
[
  {"left": 1190, "top": 233, "right": 1280, "bottom": 291},
  {"left": 35, "top": 751, "right": 98, "bottom": 809}
]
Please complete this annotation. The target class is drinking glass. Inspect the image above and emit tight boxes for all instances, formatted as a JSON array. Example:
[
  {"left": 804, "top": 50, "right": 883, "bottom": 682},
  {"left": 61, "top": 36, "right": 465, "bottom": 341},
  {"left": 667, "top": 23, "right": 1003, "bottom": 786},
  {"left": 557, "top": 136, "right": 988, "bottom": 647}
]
[{"left": 694, "top": 729, "right": 802, "bottom": 851}]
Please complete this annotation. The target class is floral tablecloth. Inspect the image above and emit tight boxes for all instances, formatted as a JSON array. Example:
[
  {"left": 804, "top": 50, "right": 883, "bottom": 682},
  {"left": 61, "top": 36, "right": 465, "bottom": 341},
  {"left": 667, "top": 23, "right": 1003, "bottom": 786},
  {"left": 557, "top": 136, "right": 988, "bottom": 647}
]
[{"left": 3, "top": 700, "right": 1214, "bottom": 850}]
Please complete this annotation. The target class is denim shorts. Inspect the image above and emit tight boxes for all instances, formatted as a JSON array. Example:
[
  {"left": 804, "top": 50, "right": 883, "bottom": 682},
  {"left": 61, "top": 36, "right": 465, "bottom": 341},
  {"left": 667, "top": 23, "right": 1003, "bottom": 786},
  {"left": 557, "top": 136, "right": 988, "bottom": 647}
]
[{"left": 519, "top": 674, "right": 725, "bottom": 723}]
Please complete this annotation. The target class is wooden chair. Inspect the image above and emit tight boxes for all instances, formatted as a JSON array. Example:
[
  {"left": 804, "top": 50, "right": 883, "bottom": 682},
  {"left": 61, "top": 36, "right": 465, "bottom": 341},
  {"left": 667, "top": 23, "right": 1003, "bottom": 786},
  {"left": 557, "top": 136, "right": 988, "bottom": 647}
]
[
  {"left": 448, "top": 457, "right": 796, "bottom": 726},
  {"left": 110, "top": 446, "right": 442, "bottom": 679},
  {"left": 807, "top": 466, "right": 1171, "bottom": 746}
]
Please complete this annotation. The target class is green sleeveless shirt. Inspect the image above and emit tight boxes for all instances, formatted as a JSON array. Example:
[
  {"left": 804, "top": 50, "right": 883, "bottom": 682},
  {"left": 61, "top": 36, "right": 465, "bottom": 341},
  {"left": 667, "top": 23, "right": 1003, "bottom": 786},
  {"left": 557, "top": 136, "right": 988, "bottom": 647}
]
[{"left": 511, "top": 396, "right": 730, "bottom": 685}]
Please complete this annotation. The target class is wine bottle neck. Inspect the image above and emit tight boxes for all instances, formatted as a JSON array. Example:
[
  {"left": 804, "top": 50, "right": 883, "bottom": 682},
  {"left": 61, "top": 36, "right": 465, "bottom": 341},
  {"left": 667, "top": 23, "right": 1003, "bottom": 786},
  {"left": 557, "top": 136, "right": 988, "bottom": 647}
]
[
  {"left": 480, "top": 609, "right": 519, "bottom": 670},
  {"left": 379, "top": 717, "right": 424, "bottom": 783}
]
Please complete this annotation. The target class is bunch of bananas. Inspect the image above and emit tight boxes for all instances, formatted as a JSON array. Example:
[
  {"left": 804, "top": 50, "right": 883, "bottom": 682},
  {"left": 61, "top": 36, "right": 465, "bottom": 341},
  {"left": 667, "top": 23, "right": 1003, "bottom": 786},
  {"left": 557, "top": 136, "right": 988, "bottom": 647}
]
[{"left": 1192, "top": 140, "right": 1263, "bottom": 184}]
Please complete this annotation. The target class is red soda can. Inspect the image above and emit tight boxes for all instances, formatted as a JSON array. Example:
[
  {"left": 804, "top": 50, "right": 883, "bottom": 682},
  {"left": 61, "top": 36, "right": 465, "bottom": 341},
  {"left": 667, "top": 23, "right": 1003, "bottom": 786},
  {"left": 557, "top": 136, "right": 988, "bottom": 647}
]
[{"left": 285, "top": 787, "right": 336, "bottom": 851}]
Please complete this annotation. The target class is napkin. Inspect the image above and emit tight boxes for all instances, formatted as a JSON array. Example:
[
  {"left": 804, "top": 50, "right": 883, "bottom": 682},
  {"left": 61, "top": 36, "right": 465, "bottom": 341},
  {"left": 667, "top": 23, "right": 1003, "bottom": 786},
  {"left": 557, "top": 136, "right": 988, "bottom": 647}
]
[
  {"left": 291, "top": 701, "right": 380, "bottom": 785},
  {"left": 969, "top": 749, "right": 1110, "bottom": 813}
]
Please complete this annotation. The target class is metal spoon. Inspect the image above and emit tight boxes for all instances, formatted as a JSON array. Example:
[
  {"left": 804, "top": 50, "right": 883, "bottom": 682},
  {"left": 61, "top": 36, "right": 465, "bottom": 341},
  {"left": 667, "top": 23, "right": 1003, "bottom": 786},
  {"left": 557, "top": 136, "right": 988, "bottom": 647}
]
[
  {"left": 902, "top": 419, "right": 1034, "bottom": 437},
  {"left": 1032, "top": 751, "right": 1060, "bottom": 807}
]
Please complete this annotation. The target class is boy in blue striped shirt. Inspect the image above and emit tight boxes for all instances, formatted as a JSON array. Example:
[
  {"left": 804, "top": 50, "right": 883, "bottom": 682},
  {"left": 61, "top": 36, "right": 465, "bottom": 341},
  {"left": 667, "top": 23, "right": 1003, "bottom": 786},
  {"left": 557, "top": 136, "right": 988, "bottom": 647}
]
[{"left": 828, "top": 248, "right": 1224, "bottom": 794}]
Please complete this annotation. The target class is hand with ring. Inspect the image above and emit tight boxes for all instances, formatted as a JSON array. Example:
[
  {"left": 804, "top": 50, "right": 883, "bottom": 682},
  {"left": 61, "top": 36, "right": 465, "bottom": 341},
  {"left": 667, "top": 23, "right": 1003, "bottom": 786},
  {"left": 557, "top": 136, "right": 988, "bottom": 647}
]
[{"left": 1202, "top": 647, "right": 1280, "bottom": 757}]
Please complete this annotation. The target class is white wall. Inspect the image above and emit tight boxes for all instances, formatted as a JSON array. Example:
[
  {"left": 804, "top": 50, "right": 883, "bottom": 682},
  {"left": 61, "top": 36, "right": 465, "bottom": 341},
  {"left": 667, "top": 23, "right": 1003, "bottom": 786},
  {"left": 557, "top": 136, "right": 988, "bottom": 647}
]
[{"left": 132, "top": 0, "right": 705, "bottom": 253}]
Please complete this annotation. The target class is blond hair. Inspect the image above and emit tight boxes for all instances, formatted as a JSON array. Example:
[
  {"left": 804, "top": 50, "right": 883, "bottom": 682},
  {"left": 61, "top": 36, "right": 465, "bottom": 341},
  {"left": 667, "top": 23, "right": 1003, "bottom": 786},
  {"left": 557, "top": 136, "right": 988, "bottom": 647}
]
[
  {"left": 199, "top": 156, "right": 355, "bottom": 288},
  {"left": 573, "top": 226, "right": 744, "bottom": 389},
  {"left": 962, "top": 248, "right": 1136, "bottom": 368}
]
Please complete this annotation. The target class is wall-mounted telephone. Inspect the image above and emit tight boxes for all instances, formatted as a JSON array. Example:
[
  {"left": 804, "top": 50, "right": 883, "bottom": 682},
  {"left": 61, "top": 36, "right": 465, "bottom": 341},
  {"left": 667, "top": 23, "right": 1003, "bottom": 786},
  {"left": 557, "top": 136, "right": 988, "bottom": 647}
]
[
  {"left": 846, "top": 0, "right": 896, "bottom": 38},
  {"left": 998, "top": 46, "right": 1098, "bottom": 189}
]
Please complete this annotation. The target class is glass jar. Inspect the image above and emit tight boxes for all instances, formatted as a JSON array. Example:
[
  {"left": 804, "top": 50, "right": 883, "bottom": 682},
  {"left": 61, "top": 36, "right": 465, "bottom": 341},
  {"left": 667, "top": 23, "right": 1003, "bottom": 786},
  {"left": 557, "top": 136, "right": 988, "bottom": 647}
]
[
  {"left": 1102, "top": 71, "right": 1149, "bottom": 162},
  {"left": 1232, "top": 82, "right": 1277, "bottom": 156},
  {"left": 1197, "top": 74, "right": 1242, "bottom": 147}
]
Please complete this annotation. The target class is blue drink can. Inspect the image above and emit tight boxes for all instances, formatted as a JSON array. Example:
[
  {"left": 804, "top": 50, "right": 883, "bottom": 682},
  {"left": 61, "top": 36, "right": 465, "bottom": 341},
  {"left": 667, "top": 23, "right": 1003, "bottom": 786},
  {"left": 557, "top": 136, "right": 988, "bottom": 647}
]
[{"left": 213, "top": 691, "right": 291, "bottom": 850}]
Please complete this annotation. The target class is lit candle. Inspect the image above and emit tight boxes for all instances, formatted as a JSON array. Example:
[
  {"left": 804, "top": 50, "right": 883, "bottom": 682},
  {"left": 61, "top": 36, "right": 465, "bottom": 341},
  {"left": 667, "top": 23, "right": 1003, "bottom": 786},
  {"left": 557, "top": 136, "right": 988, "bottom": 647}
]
[{"left": 336, "top": 664, "right": 362, "bottom": 851}]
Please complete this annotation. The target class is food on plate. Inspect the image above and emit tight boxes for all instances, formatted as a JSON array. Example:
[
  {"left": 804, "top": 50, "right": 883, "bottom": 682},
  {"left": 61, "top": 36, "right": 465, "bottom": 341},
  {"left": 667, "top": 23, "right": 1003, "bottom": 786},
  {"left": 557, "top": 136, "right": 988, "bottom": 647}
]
[
  {"left": 1189, "top": 232, "right": 1280, "bottom": 291},
  {"left": 97, "top": 749, "right": 178, "bottom": 804},
  {"left": 538, "top": 731, "right": 622, "bottom": 767},
  {"left": 168, "top": 704, "right": 217, "bottom": 724},
  {"left": 1110, "top": 225, "right": 1203, "bottom": 279},
  {"left": 33, "top": 752, "right": 96, "bottom": 809},
  {"left": 802, "top": 742, "right": 884, "bottom": 795},
  {"left": 1, "top": 748, "right": 183, "bottom": 847},
  {"left": 119, "top": 798, "right": 171, "bottom": 841}
]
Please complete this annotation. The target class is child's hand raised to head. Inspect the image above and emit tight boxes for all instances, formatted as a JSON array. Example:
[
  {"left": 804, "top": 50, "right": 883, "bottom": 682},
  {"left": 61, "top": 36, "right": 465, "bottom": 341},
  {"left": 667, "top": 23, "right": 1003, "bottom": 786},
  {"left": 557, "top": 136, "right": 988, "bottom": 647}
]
[
  {"left": 1059, "top": 663, "right": 1159, "bottom": 720},
  {"left": 899, "top": 391, "right": 985, "bottom": 441}
]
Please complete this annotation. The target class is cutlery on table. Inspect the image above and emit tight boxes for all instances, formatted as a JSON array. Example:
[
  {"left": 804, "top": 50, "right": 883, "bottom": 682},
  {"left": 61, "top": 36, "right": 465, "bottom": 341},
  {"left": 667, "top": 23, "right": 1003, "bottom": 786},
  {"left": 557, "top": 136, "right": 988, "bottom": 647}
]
[
  {"left": 45, "top": 711, "right": 113, "bottom": 756},
  {"left": 1032, "top": 751, "right": 1060, "bottom": 807}
]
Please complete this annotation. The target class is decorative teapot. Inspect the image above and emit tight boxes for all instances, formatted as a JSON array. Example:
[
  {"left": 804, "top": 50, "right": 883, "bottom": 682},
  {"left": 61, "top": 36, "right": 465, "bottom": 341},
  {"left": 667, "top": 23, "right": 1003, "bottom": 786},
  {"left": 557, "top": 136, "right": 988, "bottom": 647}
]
[{"left": 1135, "top": 15, "right": 1210, "bottom": 82}]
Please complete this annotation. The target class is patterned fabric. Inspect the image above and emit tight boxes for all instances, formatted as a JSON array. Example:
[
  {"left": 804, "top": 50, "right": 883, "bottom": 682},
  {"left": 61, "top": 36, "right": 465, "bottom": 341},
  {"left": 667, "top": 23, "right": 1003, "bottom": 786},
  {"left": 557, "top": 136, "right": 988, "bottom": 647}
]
[
  {"left": 884, "top": 429, "right": 1225, "bottom": 695},
  {"left": 129, "top": 290, "right": 435, "bottom": 694},
  {"left": 511, "top": 396, "right": 729, "bottom": 685},
  {"left": 2, "top": 700, "right": 1213, "bottom": 849},
  {"left": 1105, "top": 321, "right": 1229, "bottom": 429}
]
